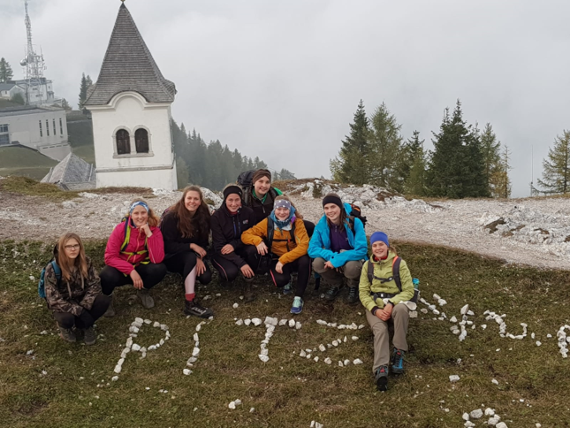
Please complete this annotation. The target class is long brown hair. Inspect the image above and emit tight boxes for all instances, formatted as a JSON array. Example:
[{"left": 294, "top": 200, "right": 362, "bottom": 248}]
[
  {"left": 274, "top": 195, "right": 303, "bottom": 220},
  {"left": 56, "top": 233, "right": 88, "bottom": 282},
  {"left": 171, "top": 185, "right": 211, "bottom": 239},
  {"left": 123, "top": 198, "right": 160, "bottom": 227}
]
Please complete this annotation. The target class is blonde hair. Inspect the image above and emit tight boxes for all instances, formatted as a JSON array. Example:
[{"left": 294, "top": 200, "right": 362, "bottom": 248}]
[{"left": 124, "top": 198, "right": 160, "bottom": 227}]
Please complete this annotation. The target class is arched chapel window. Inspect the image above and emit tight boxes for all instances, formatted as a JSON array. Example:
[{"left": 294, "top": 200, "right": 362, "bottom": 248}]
[
  {"left": 135, "top": 129, "right": 149, "bottom": 153},
  {"left": 116, "top": 129, "right": 130, "bottom": 155}
]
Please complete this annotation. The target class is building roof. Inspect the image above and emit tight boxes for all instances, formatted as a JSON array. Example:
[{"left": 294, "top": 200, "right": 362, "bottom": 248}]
[
  {"left": 85, "top": 3, "right": 176, "bottom": 106},
  {"left": 41, "top": 153, "right": 95, "bottom": 186},
  {"left": 0, "top": 105, "right": 64, "bottom": 118},
  {"left": 0, "top": 83, "right": 17, "bottom": 91}
]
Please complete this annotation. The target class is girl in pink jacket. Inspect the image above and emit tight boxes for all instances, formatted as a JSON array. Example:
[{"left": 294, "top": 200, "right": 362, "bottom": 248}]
[{"left": 100, "top": 199, "right": 166, "bottom": 316}]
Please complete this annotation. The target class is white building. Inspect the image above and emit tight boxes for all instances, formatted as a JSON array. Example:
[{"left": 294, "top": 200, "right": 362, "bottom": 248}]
[
  {"left": 0, "top": 83, "right": 26, "bottom": 101},
  {"left": 85, "top": 2, "right": 178, "bottom": 190},
  {"left": 0, "top": 105, "right": 71, "bottom": 160}
]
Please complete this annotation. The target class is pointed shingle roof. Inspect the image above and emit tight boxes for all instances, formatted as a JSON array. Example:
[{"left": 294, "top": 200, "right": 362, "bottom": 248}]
[
  {"left": 85, "top": 3, "right": 176, "bottom": 106},
  {"left": 41, "top": 153, "right": 95, "bottom": 186}
]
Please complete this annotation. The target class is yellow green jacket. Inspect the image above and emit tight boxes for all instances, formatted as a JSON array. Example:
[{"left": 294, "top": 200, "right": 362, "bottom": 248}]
[{"left": 359, "top": 251, "right": 414, "bottom": 312}]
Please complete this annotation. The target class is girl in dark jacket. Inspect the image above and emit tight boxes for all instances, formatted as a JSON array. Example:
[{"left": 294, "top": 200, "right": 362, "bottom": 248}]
[
  {"left": 211, "top": 184, "right": 257, "bottom": 300},
  {"left": 45, "top": 233, "right": 110, "bottom": 345},
  {"left": 161, "top": 185, "right": 213, "bottom": 318}
]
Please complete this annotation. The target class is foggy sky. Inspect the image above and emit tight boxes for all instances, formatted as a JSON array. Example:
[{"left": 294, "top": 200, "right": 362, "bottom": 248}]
[{"left": 2, "top": 0, "right": 570, "bottom": 197}]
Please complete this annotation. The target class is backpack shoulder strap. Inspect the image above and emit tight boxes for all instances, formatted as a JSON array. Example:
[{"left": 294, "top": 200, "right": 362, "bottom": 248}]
[
  {"left": 392, "top": 256, "right": 402, "bottom": 292},
  {"left": 51, "top": 260, "right": 62, "bottom": 281},
  {"left": 266, "top": 217, "right": 275, "bottom": 249},
  {"left": 367, "top": 260, "right": 374, "bottom": 284},
  {"left": 290, "top": 219, "right": 296, "bottom": 243},
  {"left": 121, "top": 220, "right": 131, "bottom": 252}
]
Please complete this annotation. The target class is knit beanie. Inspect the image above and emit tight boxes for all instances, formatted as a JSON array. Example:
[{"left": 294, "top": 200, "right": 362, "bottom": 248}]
[
  {"left": 251, "top": 169, "right": 272, "bottom": 185},
  {"left": 223, "top": 184, "right": 242, "bottom": 201},
  {"left": 370, "top": 231, "right": 389, "bottom": 247},
  {"left": 322, "top": 193, "right": 343, "bottom": 209}
]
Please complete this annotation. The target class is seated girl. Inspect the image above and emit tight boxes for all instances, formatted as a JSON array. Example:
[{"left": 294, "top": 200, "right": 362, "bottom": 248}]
[
  {"left": 308, "top": 193, "right": 367, "bottom": 303},
  {"left": 100, "top": 199, "right": 166, "bottom": 315},
  {"left": 161, "top": 186, "right": 213, "bottom": 318},
  {"left": 359, "top": 231, "right": 414, "bottom": 391},
  {"left": 45, "top": 233, "right": 111, "bottom": 345},
  {"left": 211, "top": 184, "right": 257, "bottom": 301},
  {"left": 241, "top": 195, "right": 310, "bottom": 314}
]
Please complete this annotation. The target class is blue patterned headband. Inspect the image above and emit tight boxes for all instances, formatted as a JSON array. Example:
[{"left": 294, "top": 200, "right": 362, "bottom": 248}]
[
  {"left": 274, "top": 199, "right": 292, "bottom": 210},
  {"left": 130, "top": 201, "right": 149, "bottom": 214}
]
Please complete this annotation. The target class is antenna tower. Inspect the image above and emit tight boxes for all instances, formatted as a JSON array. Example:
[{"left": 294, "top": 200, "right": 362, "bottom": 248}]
[{"left": 20, "top": 0, "right": 46, "bottom": 104}]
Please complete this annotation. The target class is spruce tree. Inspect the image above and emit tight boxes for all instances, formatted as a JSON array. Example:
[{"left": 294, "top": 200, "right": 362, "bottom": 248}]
[
  {"left": 0, "top": 58, "right": 13, "bottom": 82},
  {"left": 492, "top": 145, "right": 512, "bottom": 198},
  {"left": 79, "top": 73, "right": 88, "bottom": 109},
  {"left": 368, "top": 102, "right": 403, "bottom": 190},
  {"left": 402, "top": 131, "right": 427, "bottom": 196},
  {"left": 537, "top": 130, "right": 570, "bottom": 194},
  {"left": 480, "top": 123, "right": 502, "bottom": 196},
  {"left": 330, "top": 100, "right": 370, "bottom": 185}
]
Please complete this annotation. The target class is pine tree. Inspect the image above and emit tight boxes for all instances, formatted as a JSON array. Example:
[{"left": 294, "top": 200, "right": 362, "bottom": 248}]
[
  {"left": 491, "top": 145, "right": 512, "bottom": 198},
  {"left": 480, "top": 123, "right": 502, "bottom": 196},
  {"left": 330, "top": 100, "right": 370, "bottom": 185},
  {"left": 0, "top": 58, "right": 13, "bottom": 82},
  {"left": 427, "top": 101, "right": 489, "bottom": 198},
  {"left": 78, "top": 73, "right": 92, "bottom": 109},
  {"left": 367, "top": 102, "right": 403, "bottom": 190},
  {"left": 402, "top": 131, "right": 427, "bottom": 196},
  {"left": 537, "top": 130, "right": 570, "bottom": 194}
]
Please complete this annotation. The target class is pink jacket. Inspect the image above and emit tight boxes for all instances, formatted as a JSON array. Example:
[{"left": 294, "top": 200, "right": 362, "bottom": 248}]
[{"left": 104, "top": 220, "right": 165, "bottom": 275}]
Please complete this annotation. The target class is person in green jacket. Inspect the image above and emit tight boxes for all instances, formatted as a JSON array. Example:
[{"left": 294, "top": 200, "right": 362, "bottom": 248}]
[{"left": 359, "top": 231, "right": 414, "bottom": 391}]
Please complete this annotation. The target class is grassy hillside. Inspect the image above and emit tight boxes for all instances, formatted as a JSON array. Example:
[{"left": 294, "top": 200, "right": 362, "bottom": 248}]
[
  {"left": 0, "top": 240, "right": 569, "bottom": 427},
  {"left": 0, "top": 147, "right": 57, "bottom": 180}
]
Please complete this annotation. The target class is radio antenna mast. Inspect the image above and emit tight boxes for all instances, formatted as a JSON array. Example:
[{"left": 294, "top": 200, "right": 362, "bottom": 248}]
[{"left": 20, "top": 0, "right": 46, "bottom": 104}]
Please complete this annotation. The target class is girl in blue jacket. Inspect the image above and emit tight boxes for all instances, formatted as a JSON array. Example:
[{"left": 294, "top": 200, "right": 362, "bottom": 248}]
[{"left": 308, "top": 193, "right": 368, "bottom": 303}]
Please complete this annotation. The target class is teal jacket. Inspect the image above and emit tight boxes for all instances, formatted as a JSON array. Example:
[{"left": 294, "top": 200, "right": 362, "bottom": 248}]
[
  {"left": 359, "top": 251, "right": 414, "bottom": 312},
  {"left": 308, "top": 203, "right": 368, "bottom": 268}
]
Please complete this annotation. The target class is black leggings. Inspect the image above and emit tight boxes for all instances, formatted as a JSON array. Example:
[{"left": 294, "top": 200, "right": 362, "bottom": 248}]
[
  {"left": 53, "top": 294, "right": 111, "bottom": 329},
  {"left": 211, "top": 249, "right": 249, "bottom": 283},
  {"left": 164, "top": 252, "right": 212, "bottom": 284},
  {"left": 99, "top": 263, "right": 167, "bottom": 295},
  {"left": 269, "top": 254, "right": 311, "bottom": 298}
]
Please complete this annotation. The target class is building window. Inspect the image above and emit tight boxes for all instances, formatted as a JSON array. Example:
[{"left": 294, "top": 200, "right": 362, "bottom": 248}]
[
  {"left": 59, "top": 118, "right": 63, "bottom": 135},
  {"left": 135, "top": 129, "right": 149, "bottom": 153},
  {"left": 46, "top": 119, "right": 49, "bottom": 136},
  {"left": 39, "top": 120, "right": 43, "bottom": 137},
  {"left": 53, "top": 119, "right": 57, "bottom": 135},
  {"left": 116, "top": 129, "right": 130, "bottom": 155},
  {"left": 0, "top": 124, "right": 9, "bottom": 146}
]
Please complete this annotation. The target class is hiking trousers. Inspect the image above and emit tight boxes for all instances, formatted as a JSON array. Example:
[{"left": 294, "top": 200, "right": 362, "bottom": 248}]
[
  {"left": 269, "top": 254, "right": 311, "bottom": 297},
  {"left": 164, "top": 252, "right": 212, "bottom": 285},
  {"left": 100, "top": 263, "right": 167, "bottom": 295},
  {"left": 366, "top": 303, "right": 409, "bottom": 372},
  {"left": 211, "top": 248, "right": 250, "bottom": 283},
  {"left": 53, "top": 294, "right": 111, "bottom": 329},
  {"left": 312, "top": 257, "right": 363, "bottom": 288}
]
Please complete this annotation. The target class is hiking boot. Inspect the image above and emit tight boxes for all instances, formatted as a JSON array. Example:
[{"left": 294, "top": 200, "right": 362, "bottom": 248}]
[
  {"left": 314, "top": 275, "right": 321, "bottom": 291},
  {"left": 347, "top": 286, "right": 359, "bottom": 304},
  {"left": 103, "top": 295, "right": 115, "bottom": 317},
  {"left": 184, "top": 300, "right": 214, "bottom": 318},
  {"left": 243, "top": 278, "right": 255, "bottom": 303},
  {"left": 324, "top": 286, "right": 341, "bottom": 301},
  {"left": 290, "top": 296, "right": 304, "bottom": 314},
  {"left": 283, "top": 282, "right": 292, "bottom": 295},
  {"left": 375, "top": 365, "right": 389, "bottom": 391},
  {"left": 391, "top": 348, "right": 405, "bottom": 374},
  {"left": 59, "top": 327, "right": 76, "bottom": 343},
  {"left": 137, "top": 288, "right": 155, "bottom": 309},
  {"left": 83, "top": 327, "right": 97, "bottom": 346}
]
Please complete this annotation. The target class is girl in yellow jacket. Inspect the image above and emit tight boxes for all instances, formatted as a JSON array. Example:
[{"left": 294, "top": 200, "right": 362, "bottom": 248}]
[
  {"left": 359, "top": 231, "right": 414, "bottom": 391},
  {"left": 241, "top": 196, "right": 310, "bottom": 314}
]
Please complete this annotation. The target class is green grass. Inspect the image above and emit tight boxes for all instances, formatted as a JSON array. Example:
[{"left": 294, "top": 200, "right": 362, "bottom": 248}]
[
  {"left": 0, "top": 176, "right": 78, "bottom": 201},
  {"left": 1, "top": 240, "right": 570, "bottom": 427},
  {"left": 0, "top": 147, "right": 57, "bottom": 181}
]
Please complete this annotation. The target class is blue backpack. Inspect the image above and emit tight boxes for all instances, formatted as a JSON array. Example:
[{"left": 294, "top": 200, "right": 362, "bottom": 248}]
[{"left": 38, "top": 261, "right": 61, "bottom": 299}]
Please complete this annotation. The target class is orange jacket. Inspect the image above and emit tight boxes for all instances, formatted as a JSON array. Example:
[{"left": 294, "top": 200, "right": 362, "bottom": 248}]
[{"left": 241, "top": 217, "right": 309, "bottom": 265}]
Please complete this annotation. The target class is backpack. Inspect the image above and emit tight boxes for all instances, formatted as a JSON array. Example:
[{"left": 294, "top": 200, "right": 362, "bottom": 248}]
[
  {"left": 38, "top": 260, "right": 61, "bottom": 299},
  {"left": 237, "top": 170, "right": 278, "bottom": 207},
  {"left": 367, "top": 256, "right": 419, "bottom": 303},
  {"left": 348, "top": 203, "right": 367, "bottom": 230}
]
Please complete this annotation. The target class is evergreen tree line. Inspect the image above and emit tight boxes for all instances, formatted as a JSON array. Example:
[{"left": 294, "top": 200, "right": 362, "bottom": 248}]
[
  {"left": 171, "top": 121, "right": 295, "bottom": 191},
  {"left": 0, "top": 58, "right": 14, "bottom": 83},
  {"left": 331, "top": 100, "right": 512, "bottom": 198}
]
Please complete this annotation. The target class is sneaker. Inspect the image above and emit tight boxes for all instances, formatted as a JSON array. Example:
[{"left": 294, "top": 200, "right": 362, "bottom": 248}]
[
  {"left": 347, "top": 286, "right": 359, "bottom": 304},
  {"left": 103, "top": 296, "right": 115, "bottom": 317},
  {"left": 283, "top": 282, "right": 292, "bottom": 295},
  {"left": 290, "top": 296, "right": 304, "bottom": 314},
  {"left": 391, "top": 348, "right": 405, "bottom": 374},
  {"left": 375, "top": 365, "right": 389, "bottom": 391},
  {"left": 59, "top": 327, "right": 76, "bottom": 343},
  {"left": 324, "top": 286, "right": 340, "bottom": 301},
  {"left": 184, "top": 300, "right": 214, "bottom": 318},
  {"left": 83, "top": 327, "right": 97, "bottom": 346},
  {"left": 137, "top": 288, "right": 155, "bottom": 309}
]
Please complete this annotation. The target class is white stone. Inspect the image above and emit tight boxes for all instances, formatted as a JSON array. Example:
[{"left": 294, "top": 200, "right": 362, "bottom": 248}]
[
  {"left": 113, "top": 365, "right": 122, "bottom": 374},
  {"left": 438, "top": 299, "right": 447, "bottom": 306},
  {"left": 467, "top": 310, "right": 474, "bottom": 316},
  {"left": 481, "top": 324, "right": 487, "bottom": 330},
  {"left": 316, "top": 320, "right": 327, "bottom": 325},
  {"left": 260, "top": 349, "right": 268, "bottom": 356},
  {"left": 353, "top": 358, "right": 363, "bottom": 365},
  {"left": 183, "top": 369, "right": 191, "bottom": 375},
  {"left": 358, "top": 324, "right": 365, "bottom": 329},
  {"left": 160, "top": 324, "right": 169, "bottom": 331},
  {"left": 235, "top": 319, "right": 243, "bottom": 326},
  {"left": 488, "top": 415, "right": 501, "bottom": 426},
  {"left": 264, "top": 316, "right": 278, "bottom": 326},
  {"left": 252, "top": 318, "right": 262, "bottom": 326},
  {"left": 460, "top": 304, "right": 469, "bottom": 315},
  {"left": 314, "top": 356, "right": 319, "bottom": 362},
  {"left": 299, "top": 350, "right": 307, "bottom": 357},
  {"left": 332, "top": 340, "right": 339, "bottom": 347},
  {"left": 420, "top": 308, "right": 428, "bottom": 314},
  {"left": 244, "top": 319, "right": 251, "bottom": 326},
  {"left": 258, "top": 354, "right": 269, "bottom": 362},
  {"left": 547, "top": 334, "right": 552, "bottom": 338},
  {"left": 250, "top": 407, "right": 255, "bottom": 413},
  {"left": 126, "top": 337, "right": 133, "bottom": 348},
  {"left": 470, "top": 409, "right": 483, "bottom": 419},
  {"left": 193, "top": 333, "right": 199, "bottom": 342},
  {"left": 484, "top": 408, "right": 495, "bottom": 416},
  {"left": 344, "top": 359, "right": 350, "bottom": 366},
  {"left": 433, "top": 293, "right": 441, "bottom": 300},
  {"left": 496, "top": 423, "right": 508, "bottom": 428},
  {"left": 343, "top": 336, "right": 348, "bottom": 342},
  {"left": 338, "top": 361, "right": 343, "bottom": 367},
  {"left": 491, "top": 378, "right": 499, "bottom": 385},
  {"left": 462, "top": 412, "right": 470, "bottom": 421},
  {"left": 234, "top": 399, "right": 242, "bottom": 406},
  {"left": 159, "top": 339, "right": 164, "bottom": 346},
  {"left": 131, "top": 344, "right": 141, "bottom": 352},
  {"left": 295, "top": 322, "right": 302, "bottom": 330},
  {"left": 144, "top": 319, "right": 152, "bottom": 324},
  {"left": 195, "top": 324, "right": 201, "bottom": 332},
  {"left": 153, "top": 321, "right": 160, "bottom": 328},
  {"left": 449, "top": 375, "right": 460, "bottom": 383},
  {"left": 352, "top": 336, "right": 359, "bottom": 341},
  {"left": 228, "top": 401, "right": 236, "bottom": 409},
  {"left": 319, "top": 344, "right": 326, "bottom": 352},
  {"left": 111, "top": 376, "right": 118, "bottom": 381},
  {"left": 324, "top": 357, "right": 332, "bottom": 365},
  {"left": 279, "top": 319, "right": 288, "bottom": 326},
  {"left": 536, "top": 341, "right": 542, "bottom": 346},
  {"left": 464, "top": 422, "right": 475, "bottom": 428},
  {"left": 232, "top": 303, "right": 239, "bottom": 309},
  {"left": 192, "top": 347, "right": 200, "bottom": 357},
  {"left": 148, "top": 345, "right": 156, "bottom": 351}
]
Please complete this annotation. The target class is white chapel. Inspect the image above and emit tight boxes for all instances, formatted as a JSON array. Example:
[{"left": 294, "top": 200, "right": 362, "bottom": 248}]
[{"left": 85, "top": 1, "right": 178, "bottom": 190}]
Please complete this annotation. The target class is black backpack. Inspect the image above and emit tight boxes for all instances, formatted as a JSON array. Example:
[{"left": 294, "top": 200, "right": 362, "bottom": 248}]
[
  {"left": 237, "top": 170, "right": 278, "bottom": 206},
  {"left": 348, "top": 203, "right": 367, "bottom": 230}
]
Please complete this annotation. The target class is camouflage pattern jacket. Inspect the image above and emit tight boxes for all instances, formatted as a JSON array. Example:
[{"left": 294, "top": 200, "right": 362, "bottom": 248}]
[{"left": 45, "top": 257, "right": 102, "bottom": 316}]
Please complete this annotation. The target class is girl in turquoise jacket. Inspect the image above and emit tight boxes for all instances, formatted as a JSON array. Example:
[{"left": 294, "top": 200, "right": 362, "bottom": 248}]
[{"left": 308, "top": 193, "right": 368, "bottom": 303}]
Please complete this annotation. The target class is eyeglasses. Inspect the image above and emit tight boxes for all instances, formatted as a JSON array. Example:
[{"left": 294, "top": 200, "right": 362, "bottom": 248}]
[{"left": 64, "top": 244, "right": 80, "bottom": 250}]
